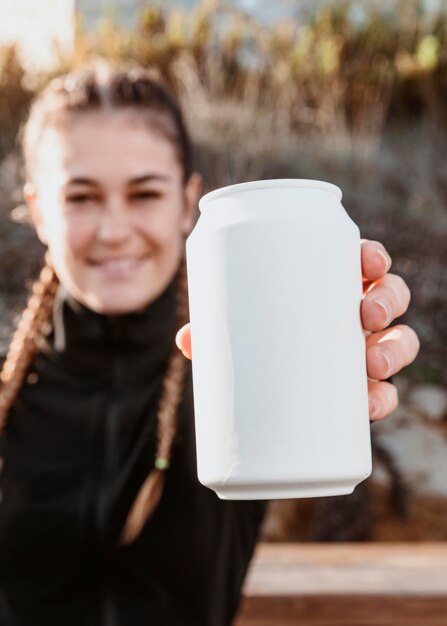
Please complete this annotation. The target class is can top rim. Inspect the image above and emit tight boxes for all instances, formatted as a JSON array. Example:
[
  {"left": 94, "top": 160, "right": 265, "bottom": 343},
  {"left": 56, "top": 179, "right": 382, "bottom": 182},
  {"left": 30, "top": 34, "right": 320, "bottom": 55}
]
[{"left": 199, "top": 178, "right": 342, "bottom": 209}]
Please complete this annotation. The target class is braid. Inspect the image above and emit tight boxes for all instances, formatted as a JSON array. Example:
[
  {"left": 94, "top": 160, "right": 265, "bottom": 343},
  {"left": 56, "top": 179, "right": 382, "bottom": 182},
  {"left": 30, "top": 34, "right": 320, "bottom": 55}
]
[
  {"left": 120, "top": 254, "right": 190, "bottom": 545},
  {"left": 0, "top": 252, "right": 59, "bottom": 431}
]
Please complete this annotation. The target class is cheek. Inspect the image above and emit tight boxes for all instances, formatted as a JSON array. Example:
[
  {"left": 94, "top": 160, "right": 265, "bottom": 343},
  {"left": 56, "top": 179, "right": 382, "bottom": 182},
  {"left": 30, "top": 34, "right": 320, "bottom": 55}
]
[
  {"left": 141, "top": 207, "right": 184, "bottom": 251},
  {"left": 66, "top": 218, "right": 96, "bottom": 255},
  {"left": 47, "top": 214, "right": 97, "bottom": 261}
]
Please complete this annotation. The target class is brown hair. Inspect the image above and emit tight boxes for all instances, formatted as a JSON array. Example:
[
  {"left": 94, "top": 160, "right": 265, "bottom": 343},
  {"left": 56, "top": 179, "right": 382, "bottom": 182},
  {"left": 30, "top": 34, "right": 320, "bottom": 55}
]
[
  {"left": 21, "top": 61, "right": 193, "bottom": 184},
  {"left": 0, "top": 61, "right": 193, "bottom": 544}
]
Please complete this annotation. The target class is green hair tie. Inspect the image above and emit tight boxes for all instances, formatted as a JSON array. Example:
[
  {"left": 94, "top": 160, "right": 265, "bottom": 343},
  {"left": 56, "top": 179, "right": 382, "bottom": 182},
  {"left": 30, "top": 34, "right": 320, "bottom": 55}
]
[{"left": 155, "top": 457, "right": 169, "bottom": 470}]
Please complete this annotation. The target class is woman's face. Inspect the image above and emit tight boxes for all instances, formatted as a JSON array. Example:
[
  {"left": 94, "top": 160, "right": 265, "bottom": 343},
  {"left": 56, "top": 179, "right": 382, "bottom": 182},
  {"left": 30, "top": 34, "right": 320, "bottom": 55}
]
[{"left": 25, "top": 110, "right": 202, "bottom": 314}]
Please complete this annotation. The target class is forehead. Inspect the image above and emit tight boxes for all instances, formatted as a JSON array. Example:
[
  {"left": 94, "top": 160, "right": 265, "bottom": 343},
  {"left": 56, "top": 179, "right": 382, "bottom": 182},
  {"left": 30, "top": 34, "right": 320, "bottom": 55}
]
[{"left": 34, "top": 109, "right": 181, "bottom": 185}]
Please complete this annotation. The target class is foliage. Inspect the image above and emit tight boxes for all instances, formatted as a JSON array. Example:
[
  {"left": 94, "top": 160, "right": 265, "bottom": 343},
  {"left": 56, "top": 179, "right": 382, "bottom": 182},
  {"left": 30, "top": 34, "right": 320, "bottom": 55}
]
[
  {"left": 1, "top": 1, "right": 446, "bottom": 147},
  {"left": 0, "top": 45, "right": 33, "bottom": 162},
  {"left": 71, "top": 0, "right": 447, "bottom": 131}
]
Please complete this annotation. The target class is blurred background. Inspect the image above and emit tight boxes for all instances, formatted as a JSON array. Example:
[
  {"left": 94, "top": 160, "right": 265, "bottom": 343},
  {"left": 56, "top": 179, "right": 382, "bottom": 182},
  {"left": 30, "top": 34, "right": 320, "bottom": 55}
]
[{"left": 0, "top": 0, "right": 446, "bottom": 542}]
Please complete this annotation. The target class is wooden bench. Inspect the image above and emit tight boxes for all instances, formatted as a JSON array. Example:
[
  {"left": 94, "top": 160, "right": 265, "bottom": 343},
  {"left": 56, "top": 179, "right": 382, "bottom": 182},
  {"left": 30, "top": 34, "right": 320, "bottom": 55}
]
[{"left": 235, "top": 543, "right": 447, "bottom": 626}]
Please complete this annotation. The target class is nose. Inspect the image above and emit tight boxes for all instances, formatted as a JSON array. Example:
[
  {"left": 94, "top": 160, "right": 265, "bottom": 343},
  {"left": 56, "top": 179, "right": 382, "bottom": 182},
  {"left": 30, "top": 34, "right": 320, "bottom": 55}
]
[{"left": 96, "top": 200, "right": 132, "bottom": 245}]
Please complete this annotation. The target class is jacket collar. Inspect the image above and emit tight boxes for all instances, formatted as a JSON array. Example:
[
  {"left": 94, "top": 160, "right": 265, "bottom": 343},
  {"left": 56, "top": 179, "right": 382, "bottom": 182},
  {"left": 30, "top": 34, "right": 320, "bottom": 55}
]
[{"left": 41, "top": 273, "right": 180, "bottom": 381}]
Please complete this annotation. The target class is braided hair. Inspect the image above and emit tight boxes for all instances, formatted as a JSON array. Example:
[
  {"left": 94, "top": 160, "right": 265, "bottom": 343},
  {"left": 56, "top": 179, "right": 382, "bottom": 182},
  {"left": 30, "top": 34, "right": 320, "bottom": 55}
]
[
  {"left": 0, "top": 61, "right": 194, "bottom": 544},
  {"left": 0, "top": 251, "right": 58, "bottom": 422}
]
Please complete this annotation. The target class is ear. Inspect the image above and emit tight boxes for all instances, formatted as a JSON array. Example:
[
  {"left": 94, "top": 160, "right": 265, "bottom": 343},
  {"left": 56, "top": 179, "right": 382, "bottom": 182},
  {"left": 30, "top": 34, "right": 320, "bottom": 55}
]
[
  {"left": 23, "top": 182, "right": 48, "bottom": 245},
  {"left": 182, "top": 172, "right": 203, "bottom": 236}
]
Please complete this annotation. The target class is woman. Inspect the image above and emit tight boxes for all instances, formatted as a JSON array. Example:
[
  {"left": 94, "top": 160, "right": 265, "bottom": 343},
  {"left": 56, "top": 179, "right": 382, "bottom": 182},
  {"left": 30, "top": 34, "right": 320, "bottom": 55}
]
[{"left": 0, "top": 61, "right": 420, "bottom": 626}]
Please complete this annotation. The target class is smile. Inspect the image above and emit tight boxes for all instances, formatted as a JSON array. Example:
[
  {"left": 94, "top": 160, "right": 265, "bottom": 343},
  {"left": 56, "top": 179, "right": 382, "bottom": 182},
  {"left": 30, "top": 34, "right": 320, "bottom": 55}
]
[{"left": 87, "top": 255, "right": 151, "bottom": 276}]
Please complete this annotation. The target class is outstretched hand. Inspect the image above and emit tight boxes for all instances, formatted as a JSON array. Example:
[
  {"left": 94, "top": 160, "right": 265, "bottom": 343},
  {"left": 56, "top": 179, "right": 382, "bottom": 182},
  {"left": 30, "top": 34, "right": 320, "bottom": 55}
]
[{"left": 175, "top": 238, "right": 420, "bottom": 421}]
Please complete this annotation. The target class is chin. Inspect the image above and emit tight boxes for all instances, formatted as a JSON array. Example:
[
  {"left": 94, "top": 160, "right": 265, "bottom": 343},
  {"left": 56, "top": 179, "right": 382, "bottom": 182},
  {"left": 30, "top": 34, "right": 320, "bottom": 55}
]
[
  {"left": 71, "top": 266, "right": 176, "bottom": 315},
  {"left": 105, "top": 299, "right": 154, "bottom": 315},
  {"left": 84, "top": 291, "right": 157, "bottom": 316}
]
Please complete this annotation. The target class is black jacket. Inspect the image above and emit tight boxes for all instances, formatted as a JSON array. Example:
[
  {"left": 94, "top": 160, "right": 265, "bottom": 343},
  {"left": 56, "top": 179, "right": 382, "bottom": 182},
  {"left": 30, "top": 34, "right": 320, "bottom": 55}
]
[{"left": 0, "top": 274, "right": 267, "bottom": 626}]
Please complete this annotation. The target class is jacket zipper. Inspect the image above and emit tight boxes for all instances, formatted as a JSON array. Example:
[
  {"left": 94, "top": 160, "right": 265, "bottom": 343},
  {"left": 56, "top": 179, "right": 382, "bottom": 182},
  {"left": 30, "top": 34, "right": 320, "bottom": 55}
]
[
  {"left": 99, "top": 316, "right": 123, "bottom": 626},
  {"left": 101, "top": 590, "right": 119, "bottom": 626}
]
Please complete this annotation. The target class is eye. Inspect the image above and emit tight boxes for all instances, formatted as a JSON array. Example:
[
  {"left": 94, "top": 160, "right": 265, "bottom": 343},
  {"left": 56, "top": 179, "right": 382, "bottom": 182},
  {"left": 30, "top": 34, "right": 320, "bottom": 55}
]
[
  {"left": 66, "top": 193, "right": 99, "bottom": 203},
  {"left": 131, "top": 190, "right": 162, "bottom": 201}
]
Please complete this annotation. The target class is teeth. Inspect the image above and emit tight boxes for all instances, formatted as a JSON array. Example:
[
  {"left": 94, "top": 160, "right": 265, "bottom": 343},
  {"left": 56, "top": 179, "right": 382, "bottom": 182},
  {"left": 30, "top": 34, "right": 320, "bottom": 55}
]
[{"left": 101, "top": 257, "right": 138, "bottom": 269}]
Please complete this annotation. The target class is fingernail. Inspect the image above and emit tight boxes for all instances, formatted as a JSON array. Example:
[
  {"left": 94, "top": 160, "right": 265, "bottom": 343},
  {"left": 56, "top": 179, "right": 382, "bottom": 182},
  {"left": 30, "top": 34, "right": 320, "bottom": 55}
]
[
  {"left": 369, "top": 397, "right": 381, "bottom": 418},
  {"left": 372, "top": 297, "right": 391, "bottom": 324},
  {"left": 175, "top": 329, "right": 182, "bottom": 349},
  {"left": 376, "top": 247, "right": 392, "bottom": 271},
  {"left": 381, "top": 349, "right": 393, "bottom": 376}
]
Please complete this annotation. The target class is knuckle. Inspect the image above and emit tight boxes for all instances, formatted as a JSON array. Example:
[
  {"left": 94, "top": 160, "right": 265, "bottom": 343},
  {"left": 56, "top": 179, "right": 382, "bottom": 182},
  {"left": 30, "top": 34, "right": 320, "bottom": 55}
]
[
  {"left": 398, "top": 324, "right": 421, "bottom": 360},
  {"left": 377, "top": 381, "right": 398, "bottom": 416},
  {"left": 388, "top": 382, "right": 399, "bottom": 412},
  {"left": 408, "top": 326, "right": 421, "bottom": 354},
  {"left": 394, "top": 274, "right": 407, "bottom": 291},
  {"left": 388, "top": 273, "right": 407, "bottom": 296},
  {"left": 394, "top": 323, "right": 408, "bottom": 332},
  {"left": 384, "top": 275, "right": 410, "bottom": 314},
  {"left": 398, "top": 322, "right": 413, "bottom": 336},
  {"left": 397, "top": 275, "right": 412, "bottom": 304}
]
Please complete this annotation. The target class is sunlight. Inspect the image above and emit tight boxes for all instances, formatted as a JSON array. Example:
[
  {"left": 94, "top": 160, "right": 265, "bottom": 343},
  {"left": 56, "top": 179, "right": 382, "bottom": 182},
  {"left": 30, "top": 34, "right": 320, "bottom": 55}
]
[
  {"left": 0, "top": 0, "right": 74, "bottom": 71},
  {"left": 377, "top": 328, "right": 403, "bottom": 343}
]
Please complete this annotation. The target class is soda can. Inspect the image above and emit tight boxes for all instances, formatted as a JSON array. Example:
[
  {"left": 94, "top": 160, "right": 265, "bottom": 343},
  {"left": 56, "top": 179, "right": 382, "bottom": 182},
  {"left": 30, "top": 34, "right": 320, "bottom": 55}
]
[{"left": 185, "top": 179, "right": 371, "bottom": 500}]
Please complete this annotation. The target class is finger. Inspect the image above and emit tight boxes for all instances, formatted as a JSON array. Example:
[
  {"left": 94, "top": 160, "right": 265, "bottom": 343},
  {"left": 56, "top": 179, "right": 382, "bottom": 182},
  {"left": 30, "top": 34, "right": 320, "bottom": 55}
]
[
  {"left": 368, "top": 380, "right": 399, "bottom": 420},
  {"left": 175, "top": 323, "right": 192, "bottom": 360},
  {"left": 361, "top": 239, "right": 392, "bottom": 283},
  {"left": 361, "top": 273, "right": 412, "bottom": 332},
  {"left": 365, "top": 324, "right": 421, "bottom": 380}
]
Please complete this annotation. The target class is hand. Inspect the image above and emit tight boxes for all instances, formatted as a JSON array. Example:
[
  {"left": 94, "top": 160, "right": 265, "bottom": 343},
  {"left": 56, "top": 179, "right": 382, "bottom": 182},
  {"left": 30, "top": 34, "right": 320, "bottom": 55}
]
[
  {"left": 359, "top": 238, "right": 419, "bottom": 420},
  {"left": 175, "top": 239, "right": 420, "bottom": 421}
]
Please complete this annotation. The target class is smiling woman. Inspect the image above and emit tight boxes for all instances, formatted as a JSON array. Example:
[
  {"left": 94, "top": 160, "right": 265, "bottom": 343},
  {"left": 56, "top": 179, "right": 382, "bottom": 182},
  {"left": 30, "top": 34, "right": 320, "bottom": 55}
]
[
  {"left": 0, "top": 61, "right": 269, "bottom": 626},
  {"left": 0, "top": 59, "right": 420, "bottom": 626}
]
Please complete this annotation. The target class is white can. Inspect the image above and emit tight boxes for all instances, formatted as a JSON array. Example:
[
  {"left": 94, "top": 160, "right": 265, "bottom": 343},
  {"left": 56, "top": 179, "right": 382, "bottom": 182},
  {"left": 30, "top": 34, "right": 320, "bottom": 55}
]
[{"left": 185, "top": 179, "right": 371, "bottom": 500}]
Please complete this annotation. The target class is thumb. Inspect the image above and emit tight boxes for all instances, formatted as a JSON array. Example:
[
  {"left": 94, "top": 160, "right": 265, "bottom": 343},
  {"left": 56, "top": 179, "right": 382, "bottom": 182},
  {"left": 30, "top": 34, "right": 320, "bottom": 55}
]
[{"left": 175, "top": 323, "right": 192, "bottom": 360}]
